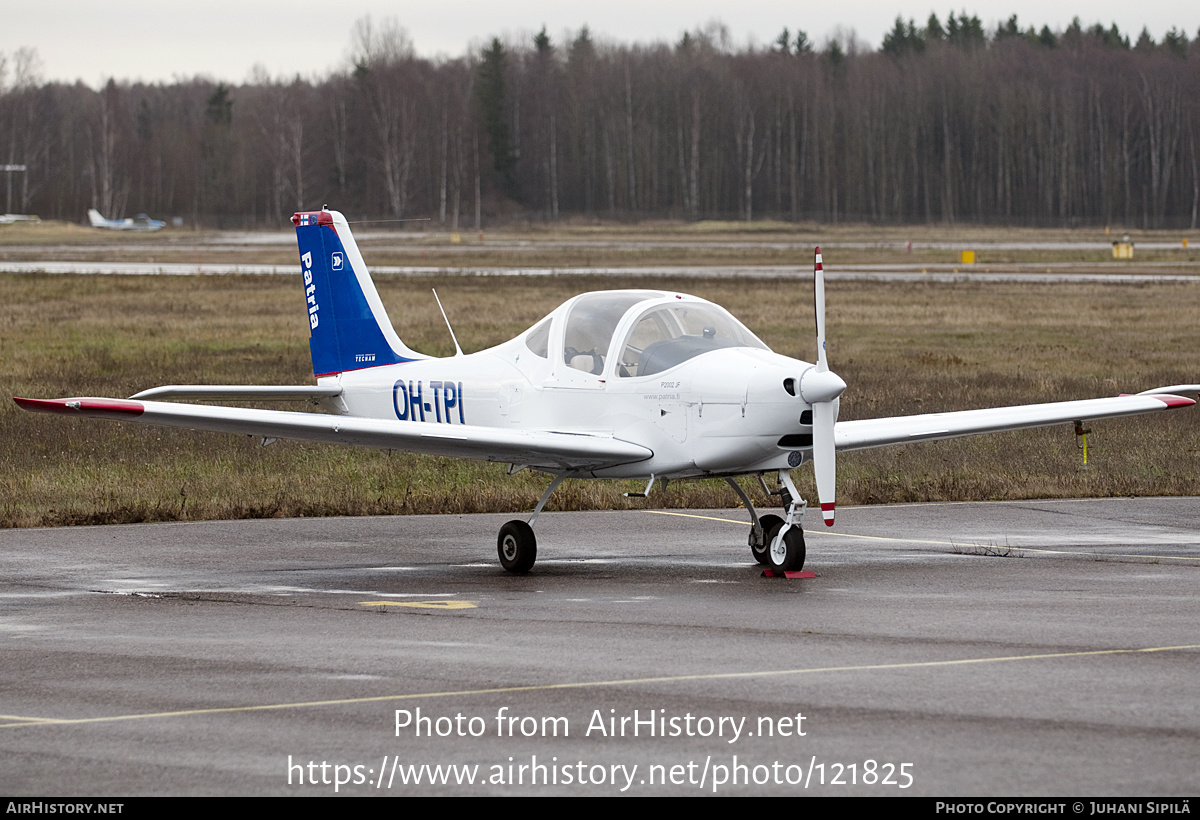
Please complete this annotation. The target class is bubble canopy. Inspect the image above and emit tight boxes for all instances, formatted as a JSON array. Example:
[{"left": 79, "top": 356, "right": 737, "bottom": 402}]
[{"left": 552, "top": 291, "right": 769, "bottom": 378}]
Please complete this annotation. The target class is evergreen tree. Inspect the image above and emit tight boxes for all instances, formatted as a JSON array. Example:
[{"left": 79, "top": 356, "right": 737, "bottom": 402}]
[
  {"left": 883, "top": 17, "right": 924, "bottom": 56},
  {"left": 534, "top": 26, "right": 552, "bottom": 57},
  {"left": 775, "top": 27, "right": 791, "bottom": 55},
  {"left": 477, "top": 38, "right": 517, "bottom": 199},
  {"left": 205, "top": 83, "right": 233, "bottom": 126},
  {"left": 995, "top": 15, "right": 1021, "bottom": 41},
  {"left": 1088, "top": 23, "right": 1130, "bottom": 49},
  {"left": 925, "top": 13, "right": 946, "bottom": 43},
  {"left": 1162, "top": 27, "right": 1188, "bottom": 57}
]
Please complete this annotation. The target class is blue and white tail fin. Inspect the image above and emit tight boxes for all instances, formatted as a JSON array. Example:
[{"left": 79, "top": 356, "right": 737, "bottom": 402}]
[{"left": 292, "top": 209, "right": 427, "bottom": 377}]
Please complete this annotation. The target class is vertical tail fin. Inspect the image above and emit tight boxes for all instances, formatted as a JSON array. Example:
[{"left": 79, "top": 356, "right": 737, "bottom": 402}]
[
  {"left": 292, "top": 209, "right": 426, "bottom": 377},
  {"left": 87, "top": 209, "right": 106, "bottom": 227}
]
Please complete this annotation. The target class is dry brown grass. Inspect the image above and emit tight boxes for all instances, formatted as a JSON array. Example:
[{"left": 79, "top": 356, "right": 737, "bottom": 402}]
[{"left": 2, "top": 269, "right": 1198, "bottom": 528}]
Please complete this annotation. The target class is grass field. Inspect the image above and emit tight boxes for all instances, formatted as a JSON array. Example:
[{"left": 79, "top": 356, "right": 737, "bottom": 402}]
[{"left": 2, "top": 256, "right": 1197, "bottom": 528}]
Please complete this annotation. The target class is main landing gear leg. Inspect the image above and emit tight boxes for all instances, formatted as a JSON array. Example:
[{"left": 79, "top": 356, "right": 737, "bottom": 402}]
[
  {"left": 497, "top": 474, "right": 565, "bottom": 574},
  {"left": 766, "top": 470, "right": 807, "bottom": 573},
  {"left": 725, "top": 477, "right": 783, "bottom": 565}
]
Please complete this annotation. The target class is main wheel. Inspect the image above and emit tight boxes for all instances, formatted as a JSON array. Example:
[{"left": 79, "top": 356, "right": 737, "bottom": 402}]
[
  {"left": 750, "top": 514, "right": 784, "bottom": 564},
  {"left": 497, "top": 520, "right": 537, "bottom": 573},
  {"left": 766, "top": 522, "right": 806, "bottom": 573}
]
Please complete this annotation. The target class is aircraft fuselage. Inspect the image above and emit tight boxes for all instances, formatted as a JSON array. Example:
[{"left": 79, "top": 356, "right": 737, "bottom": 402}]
[{"left": 327, "top": 301, "right": 818, "bottom": 481}]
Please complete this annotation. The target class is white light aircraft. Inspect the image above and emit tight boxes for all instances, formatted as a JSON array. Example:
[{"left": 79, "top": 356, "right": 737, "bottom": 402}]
[
  {"left": 16, "top": 209, "right": 1199, "bottom": 574},
  {"left": 87, "top": 208, "right": 165, "bottom": 232}
]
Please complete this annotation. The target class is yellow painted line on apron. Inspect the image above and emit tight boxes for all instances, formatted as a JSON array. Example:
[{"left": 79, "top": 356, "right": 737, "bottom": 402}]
[
  {"left": 641, "top": 510, "right": 1200, "bottom": 560},
  {"left": 4, "top": 644, "right": 1196, "bottom": 730},
  {"left": 360, "top": 600, "right": 478, "bottom": 610},
  {"left": 643, "top": 510, "right": 748, "bottom": 525}
]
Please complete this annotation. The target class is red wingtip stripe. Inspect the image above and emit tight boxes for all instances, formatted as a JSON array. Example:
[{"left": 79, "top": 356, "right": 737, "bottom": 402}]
[
  {"left": 13, "top": 397, "right": 145, "bottom": 418},
  {"left": 820, "top": 502, "right": 835, "bottom": 511},
  {"left": 1153, "top": 395, "right": 1196, "bottom": 408}
]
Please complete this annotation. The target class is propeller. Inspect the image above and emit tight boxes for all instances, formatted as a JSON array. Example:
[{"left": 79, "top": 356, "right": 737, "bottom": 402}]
[{"left": 798, "top": 247, "right": 846, "bottom": 526}]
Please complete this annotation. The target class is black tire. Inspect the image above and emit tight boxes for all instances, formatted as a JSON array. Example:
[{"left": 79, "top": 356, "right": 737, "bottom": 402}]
[
  {"left": 750, "top": 514, "right": 784, "bottom": 564},
  {"left": 766, "top": 522, "right": 806, "bottom": 573},
  {"left": 497, "top": 520, "right": 537, "bottom": 573}
]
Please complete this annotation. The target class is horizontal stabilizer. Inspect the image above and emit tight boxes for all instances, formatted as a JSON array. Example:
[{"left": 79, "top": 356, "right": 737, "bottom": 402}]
[{"left": 130, "top": 385, "right": 343, "bottom": 401}]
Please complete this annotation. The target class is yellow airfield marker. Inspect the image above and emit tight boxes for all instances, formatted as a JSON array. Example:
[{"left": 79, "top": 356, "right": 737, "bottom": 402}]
[{"left": 360, "top": 600, "right": 478, "bottom": 610}]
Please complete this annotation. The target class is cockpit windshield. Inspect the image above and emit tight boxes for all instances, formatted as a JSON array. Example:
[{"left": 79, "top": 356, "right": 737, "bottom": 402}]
[{"left": 616, "top": 301, "right": 768, "bottom": 377}]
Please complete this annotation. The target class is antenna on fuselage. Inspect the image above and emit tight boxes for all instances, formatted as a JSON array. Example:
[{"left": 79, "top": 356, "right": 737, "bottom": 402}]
[{"left": 432, "top": 289, "right": 464, "bottom": 357}]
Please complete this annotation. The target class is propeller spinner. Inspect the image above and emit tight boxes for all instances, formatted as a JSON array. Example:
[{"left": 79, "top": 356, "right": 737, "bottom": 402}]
[{"left": 798, "top": 247, "right": 846, "bottom": 526}]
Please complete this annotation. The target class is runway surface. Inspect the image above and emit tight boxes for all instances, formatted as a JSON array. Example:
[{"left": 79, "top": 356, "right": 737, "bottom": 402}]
[
  {"left": 2, "top": 259, "right": 1198, "bottom": 282},
  {"left": 2, "top": 498, "right": 1198, "bottom": 796}
]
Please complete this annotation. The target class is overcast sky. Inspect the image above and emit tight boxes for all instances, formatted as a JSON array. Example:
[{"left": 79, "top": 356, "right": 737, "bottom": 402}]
[{"left": 4, "top": 0, "right": 1198, "bottom": 88}]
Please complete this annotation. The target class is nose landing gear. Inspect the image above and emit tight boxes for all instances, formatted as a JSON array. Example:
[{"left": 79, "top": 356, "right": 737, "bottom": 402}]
[
  {"left": 728, "top": 471, "right": 808, "bottom": 572},
  {"left": 765, "top": 471, "right": 807, "bottom": 572}
]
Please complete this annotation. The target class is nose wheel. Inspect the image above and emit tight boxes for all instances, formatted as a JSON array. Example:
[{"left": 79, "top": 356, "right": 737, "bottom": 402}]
[
  {"left": 749, "top": 514, "right": 784, "bottom": 564},
  {"left": 729, "top": 474, "right": 808, "bottom": 571},
  {"left": 766, "top": 522, "right": 806, "bottom": 572},
  {"left": 768, "top": 471, "right": 808, "bottom": 572}
]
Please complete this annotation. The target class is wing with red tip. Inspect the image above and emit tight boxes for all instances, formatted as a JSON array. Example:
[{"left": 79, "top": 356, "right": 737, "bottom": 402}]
[
  {"left": 13, "top": 397, "right": 652, "bottom": 473},
  {"left": 834, "top": 392, "right": 1197, "bottom": 452}
]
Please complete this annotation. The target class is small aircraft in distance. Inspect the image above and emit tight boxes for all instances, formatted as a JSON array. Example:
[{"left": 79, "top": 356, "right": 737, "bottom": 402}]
[
  {"left": 16, "top": 209, "right": 1200, "bottom": 574},
  {"left": 87, "top": 208, "right": 165, "bottom": 232}
]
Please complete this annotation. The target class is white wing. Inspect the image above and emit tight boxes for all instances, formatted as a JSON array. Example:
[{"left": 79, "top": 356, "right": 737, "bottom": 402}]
[
  {"left": 835, "top": 392, "right": 1197, "bottom": 452},
  {"left": 13, "top": 397, "right": 652, "bottom": 473}
]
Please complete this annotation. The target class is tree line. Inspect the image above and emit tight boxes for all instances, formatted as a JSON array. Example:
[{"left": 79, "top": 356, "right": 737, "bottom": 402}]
[{"left": 2, "top": 14, "right": 1199, "bottom": 229}]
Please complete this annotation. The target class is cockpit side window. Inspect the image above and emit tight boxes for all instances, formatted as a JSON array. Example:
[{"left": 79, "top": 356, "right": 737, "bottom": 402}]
[
  {"left": 524, "top": 318, "right": 551, "bottom": 358},
  {"left": 563, "top": 292, "right": 659, "bottom": 375}
]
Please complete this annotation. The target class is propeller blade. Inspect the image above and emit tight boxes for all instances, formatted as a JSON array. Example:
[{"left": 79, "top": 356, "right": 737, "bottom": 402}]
[
  {"left": 814, "top": 246, "right": 827, "bottom": 372},
  {"left": 813, "top": 400, "right": 837, "bottom": 526},
  {"left": 811, "top": 246, "right": 837, "bottom": 526}
]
